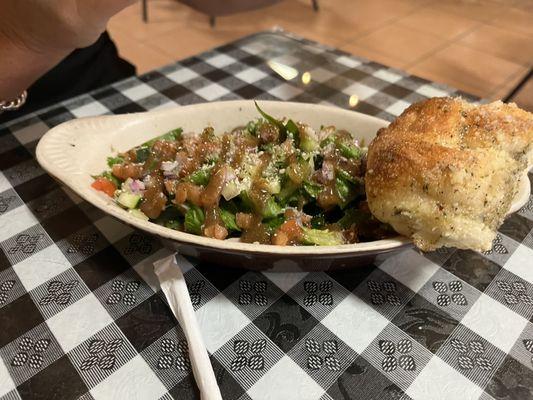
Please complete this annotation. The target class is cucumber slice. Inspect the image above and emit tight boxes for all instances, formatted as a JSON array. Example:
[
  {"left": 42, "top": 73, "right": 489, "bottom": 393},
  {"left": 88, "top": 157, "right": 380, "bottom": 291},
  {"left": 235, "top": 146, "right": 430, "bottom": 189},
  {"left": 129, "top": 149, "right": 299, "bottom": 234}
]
[
  {"left": 128, "top": 209, "right": 149, "bottom": 221},
  {"left": 300, "top": 135, "right": 318, "bottom": 152},
  {"left": 117, "top": 192, "right": 141, "bottom": 209},
  {"left": 301, "top": 227, "right": 344, "bottom": 246}
]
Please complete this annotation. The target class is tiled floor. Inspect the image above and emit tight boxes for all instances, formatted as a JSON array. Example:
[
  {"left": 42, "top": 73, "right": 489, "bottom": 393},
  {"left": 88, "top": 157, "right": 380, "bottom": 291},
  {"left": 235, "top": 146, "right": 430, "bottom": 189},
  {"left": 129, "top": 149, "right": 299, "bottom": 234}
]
[{"left": 108, "top": 0, "right": 532, "bottom": 109}]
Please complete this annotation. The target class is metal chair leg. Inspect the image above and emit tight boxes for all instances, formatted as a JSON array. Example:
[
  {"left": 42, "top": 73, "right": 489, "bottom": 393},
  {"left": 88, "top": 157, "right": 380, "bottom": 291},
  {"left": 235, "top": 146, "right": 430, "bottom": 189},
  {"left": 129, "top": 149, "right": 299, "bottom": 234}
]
[
  {"left": 142, "top": 0, "right": 148, "bottom": 22},
  {"left": 312, "top": 0, "right": 319, "bottom": 11},
  {"left": 209, "top": 15, "right": 216, "bottom": 27},
  {"left": 503, "top": 68, "right": 531, "bottom": 103}
]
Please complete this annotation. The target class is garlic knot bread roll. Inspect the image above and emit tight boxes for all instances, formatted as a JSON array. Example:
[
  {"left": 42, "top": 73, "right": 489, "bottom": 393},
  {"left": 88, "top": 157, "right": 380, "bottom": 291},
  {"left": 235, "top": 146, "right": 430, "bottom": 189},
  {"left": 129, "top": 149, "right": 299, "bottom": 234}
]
[{"left": 365, "top": 97, "right": 533, "bottom": 252}]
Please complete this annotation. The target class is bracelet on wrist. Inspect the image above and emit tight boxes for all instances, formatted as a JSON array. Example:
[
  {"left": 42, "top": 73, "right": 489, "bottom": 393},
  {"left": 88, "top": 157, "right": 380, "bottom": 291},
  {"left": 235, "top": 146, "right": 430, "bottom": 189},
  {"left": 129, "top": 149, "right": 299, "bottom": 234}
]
[{"left": 0, "top": 90, "right": 28, "bottom": 113}]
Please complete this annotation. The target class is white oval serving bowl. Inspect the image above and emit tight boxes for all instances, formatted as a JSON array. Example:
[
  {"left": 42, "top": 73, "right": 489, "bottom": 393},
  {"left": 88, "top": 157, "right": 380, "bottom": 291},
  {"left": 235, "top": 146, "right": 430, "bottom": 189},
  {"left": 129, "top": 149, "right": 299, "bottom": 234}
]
[{"left": 36, "top": 101, "right": 530, "bottom": 271}]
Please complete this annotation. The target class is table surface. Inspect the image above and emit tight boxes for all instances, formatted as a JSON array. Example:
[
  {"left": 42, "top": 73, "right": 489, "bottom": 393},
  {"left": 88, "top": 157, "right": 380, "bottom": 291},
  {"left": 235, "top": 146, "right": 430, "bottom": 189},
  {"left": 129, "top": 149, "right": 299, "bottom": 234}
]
[{"left": 0, "top": 31, "right": 532, "bottom": 400}]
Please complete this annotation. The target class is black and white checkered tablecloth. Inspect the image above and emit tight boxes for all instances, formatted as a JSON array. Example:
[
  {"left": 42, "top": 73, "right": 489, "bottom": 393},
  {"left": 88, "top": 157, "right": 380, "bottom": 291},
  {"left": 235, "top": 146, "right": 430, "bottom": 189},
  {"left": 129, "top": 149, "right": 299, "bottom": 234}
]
[{"left": 0, "top": 31, "right": 532, "bottom": 400}]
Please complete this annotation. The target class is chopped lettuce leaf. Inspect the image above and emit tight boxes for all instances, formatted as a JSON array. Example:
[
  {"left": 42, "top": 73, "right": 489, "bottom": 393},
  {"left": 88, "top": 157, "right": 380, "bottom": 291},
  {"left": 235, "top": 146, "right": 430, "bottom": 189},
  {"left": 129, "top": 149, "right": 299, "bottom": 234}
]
[
  {"left": 262, "top": 197, "right": 284, "bottom": 219},
  {"left": 335, "top": 169, "right": 365, "bottom": 208},
  {"left": 335, "top": 176, "right": 353, "bottom": 205},
  {"left": 320, "top": 136, "right": 335, "bottom": 148},
  {"left": 239, "top": 191, "right": 255, "bottom": 212},
  {"left": 303, "top": 181, "right": 322, "bottom": 198},
  {"left": 184, "top": 205, "right": 205, "bottom": 235},
  {"left": 188, "top": 167, "right": 212, "bottom": 186},
  {"left": 285, "top": 119, "right": 300, "bottom": 146},
  {"left": 277, "top": 180, "right": 301, "bottom": 207},
  {"left": 285, "top": 119, "right": 299, "bottom": 135},
  {"left": 336, "top": 168, "right": 356, "bottom": 184},
  {"left": 255, "top": 102, "right": 285, "bottom": 133},
  {"left": 143, "top": 128, "right": 183, "bottom": 147},
  {"left": 135, "top": 147, "right": 150, "bottom": 163},
  {"left": 260, "top": 142, "right": 275, "bottom": 153},
  {"left": 107, "top": 156, "right": 124, "bottom": 167},
  {"left": 301, "top": 227, "right": 344, "bottom": 246},
  {"left": 255, "top": 102, "right": 301, "bottom": 144},
  {"left": 246, "top": 119, "right": 260, "bottom": 135},
  {"left": 264, "top": 215, "right": 285, "bottom": 232},
  {"left": 220, "top": 208, "right": 241, "bottom": 232},
  {"left": 337, "top": 142, "right": 362, "bottom": 159}
]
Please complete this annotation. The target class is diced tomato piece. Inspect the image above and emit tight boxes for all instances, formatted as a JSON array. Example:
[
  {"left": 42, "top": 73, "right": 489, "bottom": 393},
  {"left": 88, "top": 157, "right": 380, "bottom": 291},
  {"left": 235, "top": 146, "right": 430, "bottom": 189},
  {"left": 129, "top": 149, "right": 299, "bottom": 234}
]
[
  {"left": 91, "top": 178, "right": 116, "bottom": 197},
  {"left": 279, "top": 219, "right": 303, "bottom": 240},
  {"left": 272, "top": 231, "right": 289, "bottom": 246}
]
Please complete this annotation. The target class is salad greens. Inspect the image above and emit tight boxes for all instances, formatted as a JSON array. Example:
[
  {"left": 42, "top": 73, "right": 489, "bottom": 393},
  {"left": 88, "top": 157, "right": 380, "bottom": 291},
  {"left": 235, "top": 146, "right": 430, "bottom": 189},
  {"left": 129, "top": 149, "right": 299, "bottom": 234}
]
[
  {"left": 184, "top": 205, "right": 205, "bottom": 235},
  {"left": 91, "top": 104, "right": 393, "bottom": 245}
]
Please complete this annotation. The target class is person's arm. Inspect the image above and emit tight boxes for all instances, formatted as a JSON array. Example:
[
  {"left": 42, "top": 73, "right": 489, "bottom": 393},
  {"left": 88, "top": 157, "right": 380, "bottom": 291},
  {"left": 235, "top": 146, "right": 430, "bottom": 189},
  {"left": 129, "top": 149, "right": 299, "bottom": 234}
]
[
  {"left": 0, "top": 36, "right": 68, "bottom": 101},
  {"left": 0, "top": 0, "right": 136, "bottom": 101}
]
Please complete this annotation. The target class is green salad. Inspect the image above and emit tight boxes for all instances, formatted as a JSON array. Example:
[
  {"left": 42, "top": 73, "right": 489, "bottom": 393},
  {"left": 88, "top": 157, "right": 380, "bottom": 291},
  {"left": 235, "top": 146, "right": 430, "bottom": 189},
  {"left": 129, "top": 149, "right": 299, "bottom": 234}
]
[{"left": 91, "top": 103, "right": 393, "bottom": 246}]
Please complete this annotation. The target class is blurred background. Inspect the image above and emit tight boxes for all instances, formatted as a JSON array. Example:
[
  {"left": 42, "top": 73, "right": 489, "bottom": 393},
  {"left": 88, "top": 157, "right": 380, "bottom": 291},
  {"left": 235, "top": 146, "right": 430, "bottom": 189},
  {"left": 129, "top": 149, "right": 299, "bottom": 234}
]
[{"left": 109, "top": 0, "right": 532, "bottom": 110}]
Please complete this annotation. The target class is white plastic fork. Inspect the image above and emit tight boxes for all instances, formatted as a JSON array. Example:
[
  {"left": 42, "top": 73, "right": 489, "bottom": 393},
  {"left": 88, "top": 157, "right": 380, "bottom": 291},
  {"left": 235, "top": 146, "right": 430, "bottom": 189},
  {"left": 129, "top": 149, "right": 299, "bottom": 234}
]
[{"left": 154, "top": 254, "right": 222, "bottom": 400}]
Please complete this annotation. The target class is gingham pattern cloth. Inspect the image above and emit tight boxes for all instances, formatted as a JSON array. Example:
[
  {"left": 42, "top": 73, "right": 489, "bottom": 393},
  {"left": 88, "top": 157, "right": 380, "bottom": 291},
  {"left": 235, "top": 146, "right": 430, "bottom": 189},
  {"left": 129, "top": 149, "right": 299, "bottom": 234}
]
[{"left": 0, "top": 31, "right": 532, "bottom": 400}]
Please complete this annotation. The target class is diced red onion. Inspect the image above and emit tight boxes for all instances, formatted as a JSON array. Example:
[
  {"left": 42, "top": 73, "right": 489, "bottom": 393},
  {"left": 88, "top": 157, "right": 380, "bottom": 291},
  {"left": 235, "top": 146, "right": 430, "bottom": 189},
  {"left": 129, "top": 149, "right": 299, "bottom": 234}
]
[
  {"left": 163, "top": 172, "right": 177, "bottom": 179},
  {"left": 161, "top": 161, "right": 178, "bottom": 171},
  {"left": 224, "top": 167, "right": 236, "bottom": 183},
  {"left": 321, "top": 161, "right": 335, "bottom": 181},
  {"left": 130, "top": 179, "right": 145, "bottom": 194}
]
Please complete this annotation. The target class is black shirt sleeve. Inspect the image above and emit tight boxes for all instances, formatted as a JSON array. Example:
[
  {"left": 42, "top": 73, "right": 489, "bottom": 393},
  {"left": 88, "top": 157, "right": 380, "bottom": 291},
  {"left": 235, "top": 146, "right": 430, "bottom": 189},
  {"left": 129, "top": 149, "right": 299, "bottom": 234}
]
[{"left": 1, "top": 31, "right": 136, "bottom": 124}]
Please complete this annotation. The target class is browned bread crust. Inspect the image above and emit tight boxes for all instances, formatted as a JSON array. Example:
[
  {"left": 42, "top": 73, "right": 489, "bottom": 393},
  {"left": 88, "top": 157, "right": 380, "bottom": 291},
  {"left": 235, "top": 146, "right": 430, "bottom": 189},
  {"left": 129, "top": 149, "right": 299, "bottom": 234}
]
[{"left": 366, "top": 97, "right": 533, "bottom": 251}]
